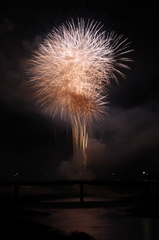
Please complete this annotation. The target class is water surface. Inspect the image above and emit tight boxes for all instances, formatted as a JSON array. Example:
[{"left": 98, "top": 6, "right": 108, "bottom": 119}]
[{"left": 24, "top": 198, "right": 159, "bottom": 240}]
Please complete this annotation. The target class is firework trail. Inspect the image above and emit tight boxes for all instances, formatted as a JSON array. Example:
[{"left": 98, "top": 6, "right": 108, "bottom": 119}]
[{"left": 29, "top": 18, "right": 132, "bottom": 172}]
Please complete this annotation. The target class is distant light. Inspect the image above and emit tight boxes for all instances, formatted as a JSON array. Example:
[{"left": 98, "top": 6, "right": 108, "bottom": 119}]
[{"left": 143, "top": 171, "right": 145, "bottom": 175}]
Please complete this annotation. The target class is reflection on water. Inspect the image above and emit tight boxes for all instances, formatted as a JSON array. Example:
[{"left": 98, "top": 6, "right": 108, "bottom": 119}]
[
  {"left": 25, "top": 198, "right": 159, "bottom": 240},
  {"left": 142, "top": 218, "right": 151, "bottom": 240},
  {"left": 40, "top": 197, "right": 119, "bottom": 203}
]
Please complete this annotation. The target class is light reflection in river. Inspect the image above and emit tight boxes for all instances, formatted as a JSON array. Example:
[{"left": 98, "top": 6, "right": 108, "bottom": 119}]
[{"left": 29, "top": 206, "right": 159, "bottom": 240}]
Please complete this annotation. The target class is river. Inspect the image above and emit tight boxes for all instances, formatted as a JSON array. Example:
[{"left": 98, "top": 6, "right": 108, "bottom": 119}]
[{"left": 23, "top": 197, "right": 159, "bottom": 240}]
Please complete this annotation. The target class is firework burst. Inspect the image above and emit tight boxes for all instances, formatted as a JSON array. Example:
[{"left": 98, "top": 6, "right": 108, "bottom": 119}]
[{"left": 29, "top": 18, "right": 132, "bottom": 172}]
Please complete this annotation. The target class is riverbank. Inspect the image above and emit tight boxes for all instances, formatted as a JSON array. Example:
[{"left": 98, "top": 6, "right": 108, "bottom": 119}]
[
  {"left": 1, "top": 190, "right": 159, "bottom": 217},
  {"left": 1, "top": 208, "right": 96, "bottom": 240},
  {"left": 1, "top": 194, "right": 159, "bottom": 240}
]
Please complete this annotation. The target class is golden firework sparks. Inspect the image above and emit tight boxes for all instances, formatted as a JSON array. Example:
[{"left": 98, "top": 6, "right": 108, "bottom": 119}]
[{"left": 28, "top": 18, "right": 132, "bottom": 172}]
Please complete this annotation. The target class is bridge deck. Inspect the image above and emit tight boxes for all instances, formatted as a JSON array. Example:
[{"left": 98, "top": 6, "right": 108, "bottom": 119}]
[{"left": 0, "top": 180, "right": 158, "bottom": 187}]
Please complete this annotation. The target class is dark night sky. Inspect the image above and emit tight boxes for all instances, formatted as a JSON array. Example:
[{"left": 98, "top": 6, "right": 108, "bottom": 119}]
[{"left": 0, "top": 1, "right": 159, "bottom": 180}]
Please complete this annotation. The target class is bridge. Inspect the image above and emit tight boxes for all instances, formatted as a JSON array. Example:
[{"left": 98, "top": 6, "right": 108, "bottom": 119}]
[{"left": 0, "top": 180, "right": 158, "bottom": 202}]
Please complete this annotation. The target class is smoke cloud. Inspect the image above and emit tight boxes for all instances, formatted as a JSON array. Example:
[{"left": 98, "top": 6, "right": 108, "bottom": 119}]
[{"left": 57, "top": 102, "right": 159, "bottom": 179}]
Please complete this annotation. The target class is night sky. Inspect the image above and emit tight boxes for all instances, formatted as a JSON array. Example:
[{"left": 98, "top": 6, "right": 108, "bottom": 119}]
[{"left": 0, "top": 1, "right": 159, "bottom": 181}]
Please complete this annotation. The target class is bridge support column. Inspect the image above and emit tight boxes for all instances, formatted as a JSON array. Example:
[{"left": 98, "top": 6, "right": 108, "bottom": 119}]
[
  {"left": 79, "top": 182, "right": 84, "bottom": 202},
  {"left": 14, "top": 183, "right": 19, "bottom": 201}
]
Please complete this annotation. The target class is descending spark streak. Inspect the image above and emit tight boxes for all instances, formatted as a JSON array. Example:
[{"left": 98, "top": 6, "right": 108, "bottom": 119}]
[{"left": 28, "top": 18, "right": 132, "bottom": 172}]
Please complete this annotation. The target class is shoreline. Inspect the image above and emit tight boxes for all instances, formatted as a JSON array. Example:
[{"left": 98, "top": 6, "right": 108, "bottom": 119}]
[
  {"left": 1, "top": 195, "right": 159, "bottom": 240},
  {"left": 1, "top": 192, "right": 159, "bottom": 219},
  {"left": 20, "top": 196, "right": 159, "bottom": 219}
]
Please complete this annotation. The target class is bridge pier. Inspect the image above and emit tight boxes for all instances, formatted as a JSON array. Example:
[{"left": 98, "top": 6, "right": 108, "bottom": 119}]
[
  {"left": 79, "top": 182, "right": 84, "bottom": 202},
  {"left": 14, "top": 183, "right": 19, "bottom": 201}
]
